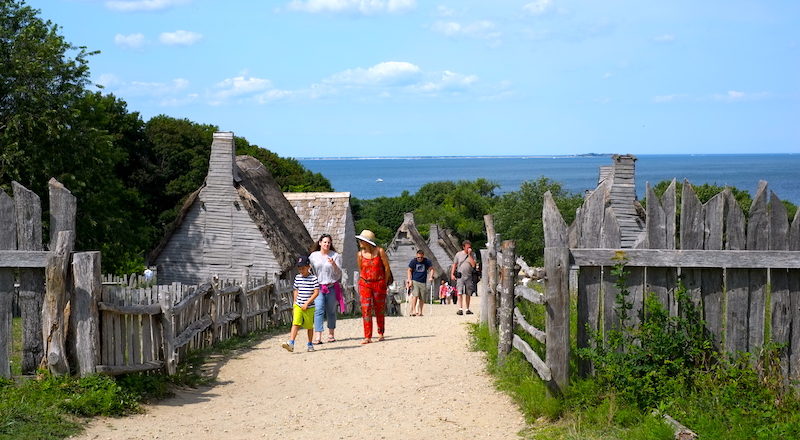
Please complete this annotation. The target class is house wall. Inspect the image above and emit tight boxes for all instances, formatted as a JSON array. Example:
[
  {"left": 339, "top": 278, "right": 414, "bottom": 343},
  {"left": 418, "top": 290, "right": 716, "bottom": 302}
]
[{"left": 154, "top": 132, "right": 281, "bottom": 285}]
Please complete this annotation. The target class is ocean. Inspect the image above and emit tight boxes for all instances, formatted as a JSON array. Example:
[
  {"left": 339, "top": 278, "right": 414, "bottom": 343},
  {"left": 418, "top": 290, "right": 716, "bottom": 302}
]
[{"left": 299, "top": 154, "right": 800, "bottom": 205}]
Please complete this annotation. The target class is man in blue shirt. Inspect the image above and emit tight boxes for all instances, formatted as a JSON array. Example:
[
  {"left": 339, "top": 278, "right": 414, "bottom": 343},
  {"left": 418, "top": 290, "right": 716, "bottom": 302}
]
[{"left": 406, "top": 250, "right": 433, "bottom": 316}]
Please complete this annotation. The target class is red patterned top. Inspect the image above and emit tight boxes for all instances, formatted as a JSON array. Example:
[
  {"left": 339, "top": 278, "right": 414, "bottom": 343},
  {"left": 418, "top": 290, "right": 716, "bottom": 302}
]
[{"left": 360, "top": 253, "right": 386, "bottom": 282}]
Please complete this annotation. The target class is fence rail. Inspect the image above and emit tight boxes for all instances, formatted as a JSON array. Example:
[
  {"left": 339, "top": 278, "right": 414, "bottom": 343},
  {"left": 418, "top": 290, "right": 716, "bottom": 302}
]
[{"left": 489, "top": 179, "right": 800, "bottom": 396}]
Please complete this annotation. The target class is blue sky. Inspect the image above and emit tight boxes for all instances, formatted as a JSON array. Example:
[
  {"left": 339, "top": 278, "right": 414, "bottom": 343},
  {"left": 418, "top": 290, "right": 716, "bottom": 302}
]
[{"left": 29, "top": 0, "right": 800, "bottom": 158}]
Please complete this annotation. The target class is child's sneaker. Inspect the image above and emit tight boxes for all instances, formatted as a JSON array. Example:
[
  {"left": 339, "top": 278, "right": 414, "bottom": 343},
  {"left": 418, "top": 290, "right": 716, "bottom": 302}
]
[
  {"left": 282, "top": 341, "right": 294, "bottom": 352},
  {"left": 307, "top": 342, "right": 315, "bottom": 352}
]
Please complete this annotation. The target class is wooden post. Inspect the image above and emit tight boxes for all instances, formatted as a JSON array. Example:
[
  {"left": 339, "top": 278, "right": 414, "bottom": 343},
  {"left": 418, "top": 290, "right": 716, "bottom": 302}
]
[
  {"left": 71, "top": 252, "right": 101, "bottom": 377},
  {"left": 14, "top": 182, "right": 45, "bottom": 374},
  {"left": 0, "top": 190, "right": 15, "bottom": 379},
  {"left": 497, "top": 240, "right": 515, "bottom": 365},
  {"left": 484, "top": 215, "right": 499, "bottom": 334},
  {"left": 43, "top": 230, "right": 75, "bottom": 375},
  {"left": 238, "top": 267, "right": 250, "bottom": 335},
  {"left": 543, "top": 191, "right": 570, "bottom": 395},
  {"left": 158, "top": 285, "right": 176, "bottom": 375}
]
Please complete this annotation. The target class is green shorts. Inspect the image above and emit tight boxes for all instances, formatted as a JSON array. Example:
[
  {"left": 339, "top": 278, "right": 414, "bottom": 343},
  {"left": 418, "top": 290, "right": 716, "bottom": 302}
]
[{"left": 292, "top": 304, "right": 315, "bottom": 329}]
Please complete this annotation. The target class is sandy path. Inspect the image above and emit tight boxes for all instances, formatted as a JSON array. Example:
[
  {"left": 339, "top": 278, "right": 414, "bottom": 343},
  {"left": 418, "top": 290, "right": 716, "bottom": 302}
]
[{"left": 71, "top": 297, "right": 526, "bottom": 440}]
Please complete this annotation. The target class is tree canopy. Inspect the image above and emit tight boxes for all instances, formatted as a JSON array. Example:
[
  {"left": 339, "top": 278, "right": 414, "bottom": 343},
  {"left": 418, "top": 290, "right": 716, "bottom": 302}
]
[{"left": 0, "top": 1, "right": 333, "bottom": 274}]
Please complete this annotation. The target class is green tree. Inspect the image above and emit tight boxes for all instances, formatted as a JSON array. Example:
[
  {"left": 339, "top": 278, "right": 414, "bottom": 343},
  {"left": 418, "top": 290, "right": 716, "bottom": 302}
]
[
  {"left": 235, "top": 137, "right": 332, "bottom": 192},
  {"left": 413, "top": 178, "right": 498, "bottom": 248},
  {"left": 0, "top": 0, "right": 96, "bottom": 188},
  {"left": 494, "top": 176, "right": 583, "bottom": 266}
]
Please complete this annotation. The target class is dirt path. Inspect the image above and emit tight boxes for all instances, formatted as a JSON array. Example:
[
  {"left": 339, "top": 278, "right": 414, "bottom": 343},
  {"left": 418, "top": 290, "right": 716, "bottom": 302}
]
[{"left": 71, "top": 297, "right": 526, "bottom": 440}]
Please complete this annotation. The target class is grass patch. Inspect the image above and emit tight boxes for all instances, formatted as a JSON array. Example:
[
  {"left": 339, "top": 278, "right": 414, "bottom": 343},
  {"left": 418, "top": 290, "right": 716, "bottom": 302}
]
[
  {"left": 469, "top": 272, "right": 800, "bottom": 440},
  {"left": 0, "top": 323, "right": 289, "bottom": 440}
]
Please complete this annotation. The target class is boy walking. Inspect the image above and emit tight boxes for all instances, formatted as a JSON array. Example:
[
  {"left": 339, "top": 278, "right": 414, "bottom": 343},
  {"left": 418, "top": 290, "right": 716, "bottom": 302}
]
[{"left": 282, "top": 256, "right": 320, "bottom": 353}]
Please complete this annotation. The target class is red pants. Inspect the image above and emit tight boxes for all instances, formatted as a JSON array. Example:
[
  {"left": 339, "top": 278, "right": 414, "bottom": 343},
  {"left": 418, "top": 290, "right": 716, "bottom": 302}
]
[{"left": 358, "top": 279, "right": 387, "bottom": 338}]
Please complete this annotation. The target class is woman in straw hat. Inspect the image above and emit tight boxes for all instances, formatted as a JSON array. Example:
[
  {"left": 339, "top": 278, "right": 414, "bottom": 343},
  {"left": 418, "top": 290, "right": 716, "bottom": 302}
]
[{"left": 355, "top": 230, "right": 393, "bottom": 344}]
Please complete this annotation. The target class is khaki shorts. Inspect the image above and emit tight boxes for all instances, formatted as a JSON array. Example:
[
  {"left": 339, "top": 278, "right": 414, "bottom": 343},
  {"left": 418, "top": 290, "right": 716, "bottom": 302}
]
[
  {"left": 410, "top": 280, "right": 427, "bottom": 298},
  {"left": 292, "top": 304, "right": 315, "bottom": 329},
  {"left": 456, "top": 278, "right": 475, "bottom": 296}
]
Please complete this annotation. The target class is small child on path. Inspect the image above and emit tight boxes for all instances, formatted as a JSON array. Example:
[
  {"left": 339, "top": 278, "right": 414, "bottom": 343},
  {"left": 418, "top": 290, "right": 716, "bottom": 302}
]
[
  {"left": 282, "top": 256, "right": 320, "bottom": 353},
  {"left": 439, "top": 280, "right": 449, "bottom": 305}
]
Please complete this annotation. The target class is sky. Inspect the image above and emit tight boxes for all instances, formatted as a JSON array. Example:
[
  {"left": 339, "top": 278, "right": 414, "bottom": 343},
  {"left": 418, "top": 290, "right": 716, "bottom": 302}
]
[{"left": 27, "top": 0, "right": 800, "bottom": 158}]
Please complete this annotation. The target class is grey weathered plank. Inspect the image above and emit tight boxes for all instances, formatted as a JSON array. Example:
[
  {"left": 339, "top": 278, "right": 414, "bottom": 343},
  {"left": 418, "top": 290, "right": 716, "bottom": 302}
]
[
  {"left": 747, "top": 182, "right": 769, "bottom": 353},
  {"left": 768, "top": 191, "right": 790, "bottom": 378},
  {"left": 645, "top": 182, "right": 677, "bottom": 317},
  {"left": 544, "top": 246, "right": 569, "bottom": 394},
  {"left": 0, "top": 190, "right": 15, "bottom": 378},
  {"left": 680, "top": 182, "right": 703, "bottom": 310},
  {"left": 71, "top": 252, "right": 101, "bottom": 377},
  {"left": 702, "top": 193, "right": 725, "bottom": 349},
  {"left": 512, "top": 334, "right": 551, "bottom": 381},
  {"left": 576, "top": 185, "right": 604, "bottom": 376},
  {"left": 571, "top": 249, "right": 800, "bottom": 268},
  {"left": 513, "top": 307, "right": 546, "bottom": 343},
  {"left": 42, "top": 231, "right": 74, "bottom": 375},
  {"left": 790, "top": 209, "right": 800, "bottom": 378},
  {"left": 602, "top": 207, "right": 623, "bottom": 340},
  {"left": 14, "top": 182, "right": 45, "bottom": 374}
]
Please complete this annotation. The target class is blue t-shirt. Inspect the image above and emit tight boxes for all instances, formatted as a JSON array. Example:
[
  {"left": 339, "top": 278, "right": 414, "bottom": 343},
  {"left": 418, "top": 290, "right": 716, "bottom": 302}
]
[{"left": 408, "top": 257, "right": 432, "bottom": 283}]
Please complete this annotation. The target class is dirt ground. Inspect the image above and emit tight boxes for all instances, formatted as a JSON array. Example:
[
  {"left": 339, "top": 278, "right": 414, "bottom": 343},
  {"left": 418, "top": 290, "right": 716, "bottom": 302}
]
[{"left": 70, "top": 297, "right": 526, "bottom": 440}]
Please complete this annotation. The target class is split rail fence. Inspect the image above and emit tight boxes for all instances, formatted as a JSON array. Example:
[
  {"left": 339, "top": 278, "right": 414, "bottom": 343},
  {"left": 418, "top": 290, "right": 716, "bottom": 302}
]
[
  {"left": 1, "top": 181, "right": 361, "bottom": 378},
  {"left": 490, "top": 179, "right": 800, "bottom": 396}
]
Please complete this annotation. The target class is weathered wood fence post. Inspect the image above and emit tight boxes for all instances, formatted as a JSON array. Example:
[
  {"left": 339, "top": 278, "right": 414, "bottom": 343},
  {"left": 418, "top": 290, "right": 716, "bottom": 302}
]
[
  {"left": 0, "top": 190, "right": 15, "bottom": 378},
  {"left": 14, "top": 182, "right": 45, "bottom": 374},
  {"left": 543, "top": 191, "right": 570, "bottom": 395},
  {"left": 43, "top": 231, "right": 75, "bottom": 375},
  {"left": 497, "top": 240, "right": 515, "bottom": 365},
  {"left": 483, "top": 214, "right": 498, "bottom": 333},
  {"left": 159, "top": 285, "right": 177, "bottom": 375},
  {"left": 71, "top": 252, "right": 101, "bottom": 377}
]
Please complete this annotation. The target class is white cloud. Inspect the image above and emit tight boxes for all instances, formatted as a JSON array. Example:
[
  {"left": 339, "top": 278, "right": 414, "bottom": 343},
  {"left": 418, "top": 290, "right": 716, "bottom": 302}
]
[
  {"left": 652, "top": 94, "right": 688, "bottom": 103},
  {"left": 410, "top": 70, "right": 478, "bottom": 94},
  {"left": 326, "top": 61, "right": 422, "bottom": 87},
  {"left": 654, "top": 34, "right": 675, "bottom": 42},
  {"left": 105, "top": 0, "right": 191, "bottom": 12},
  {"left": 523, "top": 0, "right": 553, "bottom": 16},
  {"left": 114, "top": 33, "right": 146, "bottom": 50},
  {"left": 432, "top": 20, "right": 500, "bottom": 40},
  {"left": 159, "top": 30, "right": 203, "bottom": 46},
  {"left": 603, "top": 72, "right": 612, "bottom": 79},
  {"left": 436, "top": 5, "right": 455, "bottom": 17},
  {"left": 712, "top": 91, "right": 771, "bottom": 102},
  {"left": 285, "top": 0, "right": 416, "bottom": 15}
]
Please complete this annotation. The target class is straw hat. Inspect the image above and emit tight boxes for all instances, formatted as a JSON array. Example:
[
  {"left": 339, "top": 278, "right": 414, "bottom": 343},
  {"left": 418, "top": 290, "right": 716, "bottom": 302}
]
[{"left": 355, "top": 230, "right": 377, "bottom": 247}]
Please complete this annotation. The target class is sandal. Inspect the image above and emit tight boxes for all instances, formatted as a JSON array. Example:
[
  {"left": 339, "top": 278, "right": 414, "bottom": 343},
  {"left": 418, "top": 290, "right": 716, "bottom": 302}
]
[
  {"left": 378, "top": 334, "right": 385, "bottom": 341},
  {"left": 327, "top": 337, "right": 336, "bottom": 343},
  {"left": 312, "top": 340, "right": 323, "bottom": 345},
  {"left": 361, "top": 339, "right": 372, "bottom": 345}
]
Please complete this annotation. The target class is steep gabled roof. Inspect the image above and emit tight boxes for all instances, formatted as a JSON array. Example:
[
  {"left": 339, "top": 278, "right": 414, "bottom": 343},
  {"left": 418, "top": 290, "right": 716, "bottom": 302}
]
[
  {"left": 235, "top": 155, "right": 313, "bottom": 271},
  {"left": 386, "top": 212, "right": 447, "bottom": 281},
  {"left": 148, "top": 133, "right": 312, "bottom": 274}
]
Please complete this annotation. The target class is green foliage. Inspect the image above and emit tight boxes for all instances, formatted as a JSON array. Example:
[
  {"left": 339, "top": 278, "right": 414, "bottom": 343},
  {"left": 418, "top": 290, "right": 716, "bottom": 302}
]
[
  {"left": 235, "top": 137, "right": 333, "bottom": 192},
  {"left": 351, "top": 192, "right": 417, "bottom": 244},
  {"left": 579, "top": 257, "right": 714, "bottom": 410},
  {"left": 0, "top": 371, "right": 138, "bottom": 440},
  {"left": 413, "top": 178, "right": 498, "bottom": 247},
  {"left": 494, "top": 176, "right": 583, "bottom": 266}
]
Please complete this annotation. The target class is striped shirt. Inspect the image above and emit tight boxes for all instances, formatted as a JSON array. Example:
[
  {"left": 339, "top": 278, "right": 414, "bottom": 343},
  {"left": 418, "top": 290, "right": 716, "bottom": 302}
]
[{"left": 294, "top": 273, "right": 319, "bottom": 306}]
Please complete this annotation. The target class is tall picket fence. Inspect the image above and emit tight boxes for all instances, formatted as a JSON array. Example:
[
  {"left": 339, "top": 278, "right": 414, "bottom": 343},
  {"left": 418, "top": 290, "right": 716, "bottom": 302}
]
[{"left": 489, "top": 179, "right": 800, "bottom": 396}]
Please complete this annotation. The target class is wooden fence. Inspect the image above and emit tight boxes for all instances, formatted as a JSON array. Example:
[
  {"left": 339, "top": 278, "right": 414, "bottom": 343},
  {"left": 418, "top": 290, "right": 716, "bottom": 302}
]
[
  {"left": 1, "top": 180, "right": 362, "bottom": 378},
  {"left": 491, "top": 179, "right": 800, "bottom": 395}
]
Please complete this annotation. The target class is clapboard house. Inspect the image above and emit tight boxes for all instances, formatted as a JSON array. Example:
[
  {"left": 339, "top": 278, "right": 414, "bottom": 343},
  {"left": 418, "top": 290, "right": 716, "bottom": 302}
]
[
  {"left": 579, "top": 154, "right": 646, "bottom": 249},
  {"left": 149, "top": 132, "right": 313, "bottom": 285},
  {"left": 283, "top": 192, "right": 358, "bottom": 281}
]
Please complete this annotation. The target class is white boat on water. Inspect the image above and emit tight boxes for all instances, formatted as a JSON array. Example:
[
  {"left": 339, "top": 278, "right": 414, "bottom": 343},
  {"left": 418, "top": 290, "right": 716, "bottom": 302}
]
[{"left": 376, "top": 178, "right": 384, "bottom": 182}]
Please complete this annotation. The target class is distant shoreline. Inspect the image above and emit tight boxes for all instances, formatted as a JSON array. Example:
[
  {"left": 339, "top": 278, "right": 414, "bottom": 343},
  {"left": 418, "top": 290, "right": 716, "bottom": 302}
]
[{"left": 299, "top": 153, "right": 795, "bottom": 160}]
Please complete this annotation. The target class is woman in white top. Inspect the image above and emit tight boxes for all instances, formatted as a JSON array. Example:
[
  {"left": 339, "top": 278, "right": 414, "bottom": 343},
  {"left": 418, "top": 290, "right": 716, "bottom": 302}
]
[{"left": 309, "top": 234, "right": 343, "bottom": 344}]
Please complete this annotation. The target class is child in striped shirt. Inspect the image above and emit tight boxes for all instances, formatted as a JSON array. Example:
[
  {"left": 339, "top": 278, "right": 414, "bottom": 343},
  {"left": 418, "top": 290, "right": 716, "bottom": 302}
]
[{"left": 282, "top": 255, "right": 320, "bottom": 353}]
